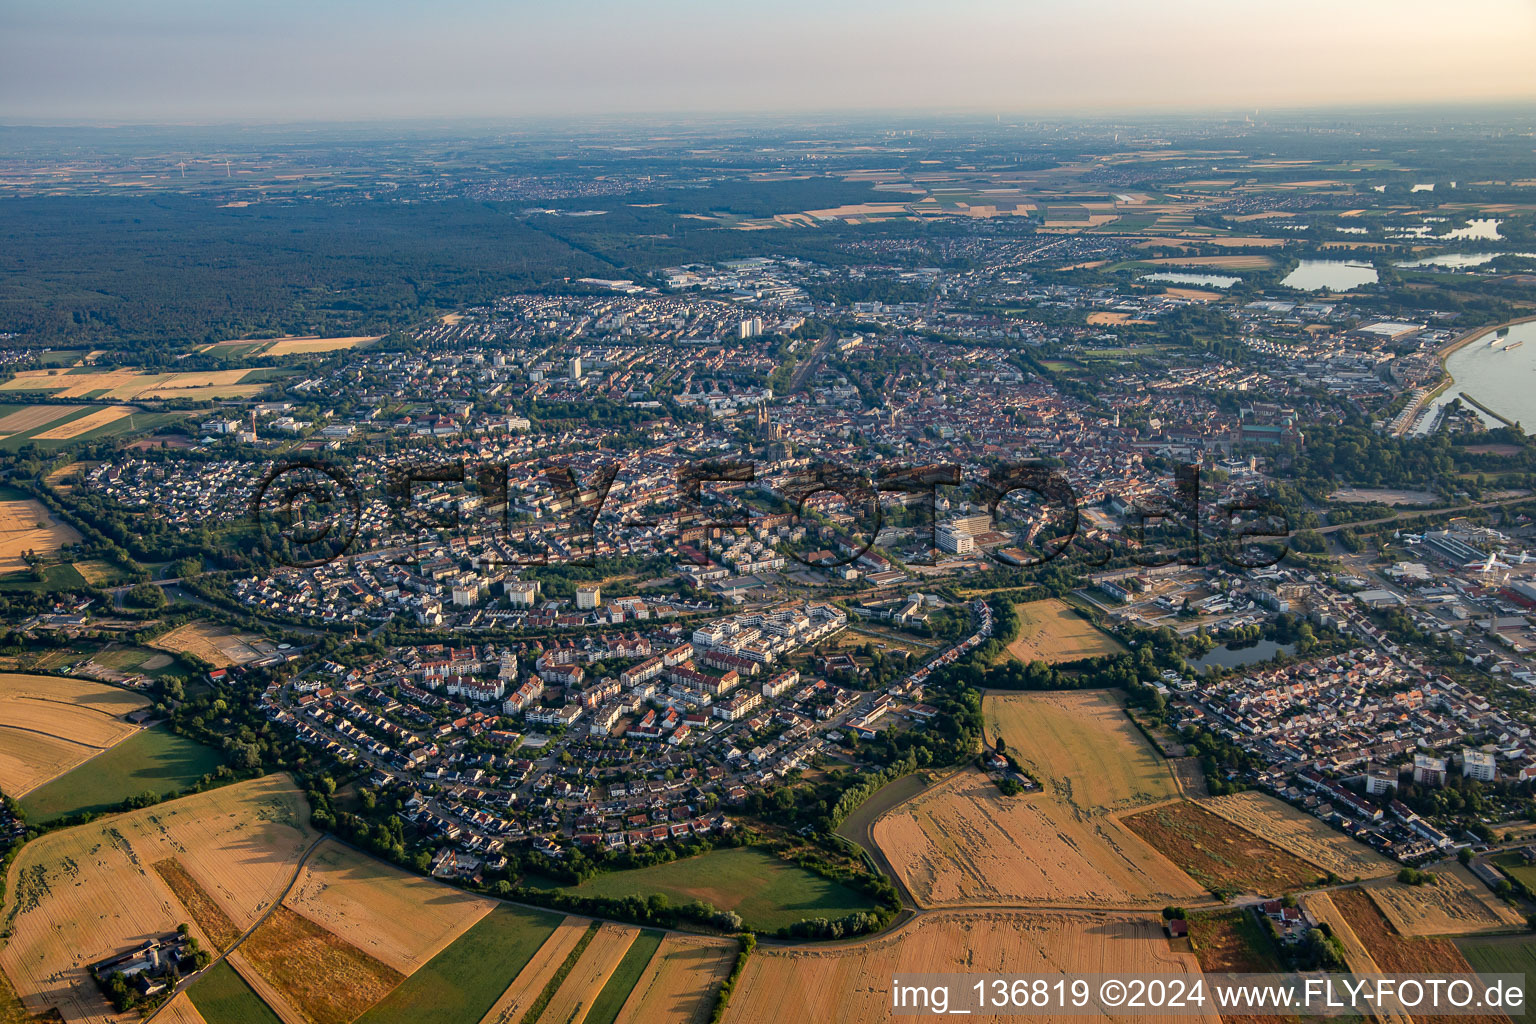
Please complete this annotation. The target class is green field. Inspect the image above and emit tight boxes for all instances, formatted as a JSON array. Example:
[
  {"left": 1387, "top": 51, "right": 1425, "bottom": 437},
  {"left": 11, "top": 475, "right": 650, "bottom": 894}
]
[
  {"left": 1457, "top": 935, "right": 1536, "bottom": 979},
  {"left": 0, "top": 562, "right": 87, "bottom": 592},
  {"left": 356, "top": 904, "right": 562, "bottom": 1024},
  {"left": 584, "top": 928, "right": 664, "bottom": 1024},
  {"left": 18, "top": 725, "right": 224, "bottom": 821},
  {"left": 188, "top": 962, "right": 283, "bottom": 1024},
  {"left": 1491, "top": 852, "right": 1536, "bottom": 891},
  {"left": 562, "top": 847, "right": 877, "bottom": 932}
]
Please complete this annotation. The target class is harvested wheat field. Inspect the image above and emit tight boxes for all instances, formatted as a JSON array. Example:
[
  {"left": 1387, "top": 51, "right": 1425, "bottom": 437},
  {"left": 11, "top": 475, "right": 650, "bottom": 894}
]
[
  {"left": 0, "top": 673, "right": 148, "bottom": 796},
  {"left": 0, "top": 496, "right": 81, "bottom": 574},
  {"left": 31, "top": 405, "right": 136, "bottom": 441},
  {"left": 477, "top": 917, "right": 592, "bottom": 1024},
  {"left": 154, "top": 858, "right": 242, "bottom": 951},
  {"left": 985, "top": 690, "right": 1179, "bottom": 814},
  {"left": 534, "top": 922, "right": 638, "bottom": 1024},
  {"left": 262, "top": 335, "right": 380, "bottom": 356},
  {"left": 156, "top": 993, "right": 211, "bottom": 1024},
  {"left": 1146, "top": 255, "right": 1276, "bottom": 270},
  {"left": 723, "top": 910, "right": 1215, "bottom": 1024},
  {"left": 283, "top": 839, "right": 495, "bottom": 975},
  {"left": 1198, "top": 791, "right": 1396, "bottom": 880},
  {"left": 1123, "top": 801, "right": 1325, "bottom": 896},
  {"left": 151, "top": 621, "right": 265, "bottom": 668},
  {"left": 1365, "top": 865, "right": 1525, "bottom": 937},
  {"left": 1000, "top": 598, "right": 1126, "bottom": 665},
  {"left": 614, "top": 934, "right": 736, "bottom": 1024},
  {"left": 0, "top": 369, "right": 264, "bottom": 401},
  {"left": 872, "top": 769, "right": 1203, "bottom": 908},
  {"left": 0, "top": 404, "right": 83, "bottom": 435},
  {"left": 1327, "top": 888, "right": 1509, "bottom": 1024},
  {"left": 237, "top": 905, "right": 404, "bottom": 1024},
  {"left": 0, "top": 775, "right": 315, "bottom": 1024},
  {"left": 1087, "top": 312, "right": 1155, "bottom": 326}
]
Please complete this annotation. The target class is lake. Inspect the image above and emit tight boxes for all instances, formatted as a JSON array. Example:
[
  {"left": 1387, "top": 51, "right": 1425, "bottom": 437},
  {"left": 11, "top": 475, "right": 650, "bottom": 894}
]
[
  {"left": 1397, "top": 251, "right": 1536, "bottom": 269},
  {"left": 1280, "top": 260, "right": 1378, "bottom": 291},
  {"left": 1143, "top": 272, "right": 1241, "bottom": 288},
  {"left": 1417, "top": 319, "right": 1536, "bottom": 435},
  {"left": 1194, "top": 640, "right": 1296, "bottom": 672},
  {"left": 1443, "top": 218, "right": 1502, "bottom": 241}
]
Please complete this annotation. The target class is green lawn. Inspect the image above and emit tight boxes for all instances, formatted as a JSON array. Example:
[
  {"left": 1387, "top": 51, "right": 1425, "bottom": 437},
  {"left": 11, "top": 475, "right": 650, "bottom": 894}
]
[
  {"left": 1491, "top": 852, "right": 1536, "bottom": 891},
  {"left": 584, "top": 928, "right": 663, "bottom": 1024},
  {"left": 0, "top": 563, "right": 87, "bottom": 593},
  {"left": 562, "top": 847, "right": 877, "bottom": 932},
  {"left": 18, "top": 725, "right": 224, "bottom": 822},
  {"left": 188, "top": 962, "right": 283, "bottom": 1024},
  {"left": 356, "top": 904, "right": 562, "bottom": 1024}
]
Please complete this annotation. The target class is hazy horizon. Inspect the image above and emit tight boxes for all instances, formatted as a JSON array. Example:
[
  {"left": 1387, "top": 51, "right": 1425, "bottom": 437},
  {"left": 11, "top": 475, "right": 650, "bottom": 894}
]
[{"left": 4, "top": 0, "right": 1535, "bottom": 123}]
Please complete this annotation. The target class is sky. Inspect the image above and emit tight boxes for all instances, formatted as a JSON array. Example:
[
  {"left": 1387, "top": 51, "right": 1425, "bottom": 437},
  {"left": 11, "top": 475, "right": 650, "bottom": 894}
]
[{"left": 3, "top": 0, "right": 1535, "bottom": 122}]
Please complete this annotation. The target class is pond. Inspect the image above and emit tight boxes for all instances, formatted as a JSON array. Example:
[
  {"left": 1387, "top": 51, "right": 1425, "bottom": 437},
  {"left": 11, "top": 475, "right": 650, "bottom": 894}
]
[
  {"left": 1193, "top": 639, "right": 1296, "bottom": 672},
  {"left": 1280, "top": 260, "right": 1378, "bottom": 291}
]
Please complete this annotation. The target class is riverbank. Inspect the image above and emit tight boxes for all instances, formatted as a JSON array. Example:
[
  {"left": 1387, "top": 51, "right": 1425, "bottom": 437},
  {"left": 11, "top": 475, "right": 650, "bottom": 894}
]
[{"left": 1408, "top": 314, "right": 1536, "bottom": 435}]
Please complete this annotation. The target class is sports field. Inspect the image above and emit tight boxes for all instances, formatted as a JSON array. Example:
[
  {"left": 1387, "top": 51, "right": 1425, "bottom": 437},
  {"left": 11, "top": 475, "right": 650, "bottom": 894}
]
[
  {"left": 18, "top": 724, "right": 224, "bottom": 821},
  {"left": 999, "top": 598, "right": 1125, "bottom": 665},
  {"left": 561, "top": 847, "right": 876, "bottom": 932}
]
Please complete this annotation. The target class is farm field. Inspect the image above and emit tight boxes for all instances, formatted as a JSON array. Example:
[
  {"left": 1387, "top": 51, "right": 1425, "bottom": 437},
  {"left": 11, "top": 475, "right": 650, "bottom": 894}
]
[
  {"left": 0, "top": 672, "right": 148, "bottom": 796},
  {"left": 1328, "top": 888, "right": 1508, "bottom": 1024},
  {"left": 0, "top": 404, "right": 89, "bottom": 444},
  {"left": 611, "top": 934, "right": 735, "bottom": 1024},
  {"left": 0, "top": 776, "right": 316, "bottom": 1024},
  {"left": 188, "top": 962, "right": 283, "bottom": 1024},
  {"left": 722, "top": 910, "right": 1214, "bottom": 1024},
  {"left": 156, "top": 993, "right": 212, "bottom": 1024},
  {"left": 583, "top": 929, "right": 664, "bottom": 1024},
  {"left": 532, "top": 922, "right": 638, "bottom": 1024},
  {"left": 31, "top": 405, "right": 136, "bottom": 441},
  {"left": 561, "top": 847, "right": 875, "bottom": 933},
  {"left": 984, "top": 689, "right": 1178, "bottom": 813},
  {"left": 151, "top": 622, "right": 270, "bottom": 668},
  {"left": 356, "top": 904, "right": 563, "bottom": 1024},
  {"left": 18, "top": 724, "right": 223, "bottom": 822},
  {"left": 1185, "top": 909, "right": 1285, "bottom": 973},
  {"left": 1197, "top": 791, "right": 1396, "bottom": 879},
  {"left": 261, "top": 335, "right": 380, "bottom": 356},
  {"left": 1365, "top": 865, "right": 1525, "bottom": 936},
  {"left": 282, "top": 839, "right": 496, "bottom": 975},
  {"left": 1457, "top": 935, "right": 1536, "bottom": 982},
  {"left": 998, "top": 598, "right": 1125, "bottom": 664},
  {"left": 0, "top": 491, "right": 82, "bottom": 574},
  {"left": 475, "top": 917, "right": 592, "bottom": 1024},
  {"left": 0, "top": 368, "right": 268, "bottom": 401},
  {"left": 236, "top": 905, "right": 404, "bottom": 1024},
  {"left": 872, "top": 768, "right": 1204, "bottom": 908},
  {"left": 1124, "top": 801, "right": 1327, "bottom": 896}
]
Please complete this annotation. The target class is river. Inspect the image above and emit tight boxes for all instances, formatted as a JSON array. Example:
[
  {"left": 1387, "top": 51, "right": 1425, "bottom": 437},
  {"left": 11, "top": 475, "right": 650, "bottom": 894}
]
[{"left": 1417, "top": 319, "right": 1536, "bottom": 435}]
